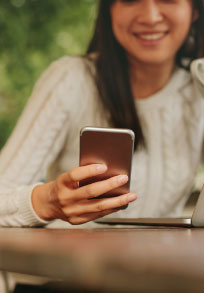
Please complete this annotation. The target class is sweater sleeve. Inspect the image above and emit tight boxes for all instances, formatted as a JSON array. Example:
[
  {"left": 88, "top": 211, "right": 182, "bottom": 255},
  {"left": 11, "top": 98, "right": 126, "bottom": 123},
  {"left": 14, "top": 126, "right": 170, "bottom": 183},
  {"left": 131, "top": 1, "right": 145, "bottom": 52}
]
[
  {"left": 0, "top": 56, "right": 79, "bottom": 227},
  {"left": 190, "top": 58, "right": 204, "bottom": 165}
]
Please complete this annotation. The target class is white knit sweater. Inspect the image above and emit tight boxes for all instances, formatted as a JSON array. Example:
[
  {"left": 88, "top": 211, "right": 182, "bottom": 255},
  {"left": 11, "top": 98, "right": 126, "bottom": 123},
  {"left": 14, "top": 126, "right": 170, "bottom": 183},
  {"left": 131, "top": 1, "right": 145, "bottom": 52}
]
[{"left": 0, "top": 56, "right": 204, "bottom": 227}]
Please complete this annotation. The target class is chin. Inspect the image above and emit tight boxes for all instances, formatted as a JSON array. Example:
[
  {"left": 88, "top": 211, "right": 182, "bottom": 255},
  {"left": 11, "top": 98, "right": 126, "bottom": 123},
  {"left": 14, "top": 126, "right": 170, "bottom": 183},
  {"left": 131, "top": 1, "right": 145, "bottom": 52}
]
[{"left": 133, "top": 55, "right": 173, "bottom": 67}]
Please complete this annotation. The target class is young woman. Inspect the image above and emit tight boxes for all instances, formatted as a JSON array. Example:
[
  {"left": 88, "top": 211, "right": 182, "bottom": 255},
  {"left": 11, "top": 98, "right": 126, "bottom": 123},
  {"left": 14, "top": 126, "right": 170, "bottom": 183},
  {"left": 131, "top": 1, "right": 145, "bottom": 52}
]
[{"left": 0, "top": 0, "right": 204, "bottom": 227}]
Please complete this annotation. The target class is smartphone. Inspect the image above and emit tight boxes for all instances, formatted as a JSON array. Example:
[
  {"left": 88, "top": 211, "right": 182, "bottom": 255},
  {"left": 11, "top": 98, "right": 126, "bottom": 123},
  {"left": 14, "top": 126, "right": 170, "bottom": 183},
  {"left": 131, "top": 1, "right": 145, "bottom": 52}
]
[{"left": 79, "top": 126, "right": 135, "bottom": 198}]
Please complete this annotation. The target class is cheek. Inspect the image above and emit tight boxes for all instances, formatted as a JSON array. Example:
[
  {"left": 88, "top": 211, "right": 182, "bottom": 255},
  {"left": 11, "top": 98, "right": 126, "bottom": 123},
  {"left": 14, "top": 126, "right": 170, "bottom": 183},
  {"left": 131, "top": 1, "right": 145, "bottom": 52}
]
[
  {"left": 110, "top": 5, "right": 133, "bottom": 40},
  {"left": 170, "top": 8, "right": 193, "bottom": 37},
  {"left": 167, "top": 11, "right": 192, "bottom": 52},
  {"left": 111, "top": 17, "right": 126, "bottom": 44},
  {"left": 111, "top": 8, "right": 125, "bottom": 33}
]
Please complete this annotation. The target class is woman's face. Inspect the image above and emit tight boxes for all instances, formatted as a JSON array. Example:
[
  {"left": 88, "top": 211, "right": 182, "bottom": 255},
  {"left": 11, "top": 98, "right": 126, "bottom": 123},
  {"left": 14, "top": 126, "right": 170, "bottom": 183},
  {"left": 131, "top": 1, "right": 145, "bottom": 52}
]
[{"left": 110, "top": 0, "right": 195, "bottom": 67}]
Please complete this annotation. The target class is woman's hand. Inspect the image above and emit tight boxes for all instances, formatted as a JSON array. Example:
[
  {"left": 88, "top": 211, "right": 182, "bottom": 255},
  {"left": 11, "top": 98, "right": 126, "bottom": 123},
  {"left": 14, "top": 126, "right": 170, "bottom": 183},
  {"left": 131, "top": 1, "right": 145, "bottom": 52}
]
[{"left": 31, "top": 164, "right": 137, "bottom": 225}]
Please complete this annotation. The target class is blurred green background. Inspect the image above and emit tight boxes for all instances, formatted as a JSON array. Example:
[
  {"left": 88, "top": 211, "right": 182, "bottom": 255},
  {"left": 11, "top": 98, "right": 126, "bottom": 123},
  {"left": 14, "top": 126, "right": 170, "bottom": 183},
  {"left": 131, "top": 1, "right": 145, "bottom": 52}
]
[{"left": 0, "top": 0, "right": 98, "bottom": 150}]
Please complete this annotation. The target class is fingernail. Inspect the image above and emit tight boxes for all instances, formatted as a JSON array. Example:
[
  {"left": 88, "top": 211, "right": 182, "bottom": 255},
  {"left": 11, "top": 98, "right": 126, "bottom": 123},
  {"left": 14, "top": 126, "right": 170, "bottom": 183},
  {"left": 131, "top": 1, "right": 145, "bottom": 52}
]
[
  {"left": 117, "top": 175, "right": 128, "bottom": 184},
  {"left": 96, "top": 164, "right": 107, "bottom": 173},
  {"left": 127, "top": 193, "right": 137, "bottom": 202}
]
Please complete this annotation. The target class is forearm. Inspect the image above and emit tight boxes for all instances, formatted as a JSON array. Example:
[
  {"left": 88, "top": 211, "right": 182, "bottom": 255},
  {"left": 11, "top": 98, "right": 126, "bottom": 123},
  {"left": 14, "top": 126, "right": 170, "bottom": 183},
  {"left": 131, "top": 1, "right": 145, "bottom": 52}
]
[
  {"left": 0, "top": 59, "right": 71, "bottom": 227},
  {"left": 0, "top": 184, "right": 49, "bottom": 227}
]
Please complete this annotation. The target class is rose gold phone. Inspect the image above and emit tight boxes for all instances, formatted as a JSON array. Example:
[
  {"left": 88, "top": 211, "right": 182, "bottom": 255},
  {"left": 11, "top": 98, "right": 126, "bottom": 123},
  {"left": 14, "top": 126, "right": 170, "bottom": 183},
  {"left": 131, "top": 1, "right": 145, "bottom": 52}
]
[{"left": 79, "top": 127, "right": 135, "bottom": 198}]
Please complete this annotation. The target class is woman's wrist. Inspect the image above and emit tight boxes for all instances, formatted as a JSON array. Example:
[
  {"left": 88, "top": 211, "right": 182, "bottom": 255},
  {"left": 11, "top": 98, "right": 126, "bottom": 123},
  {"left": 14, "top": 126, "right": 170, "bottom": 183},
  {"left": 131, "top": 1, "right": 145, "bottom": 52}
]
[{"left": 31, "top": 181, "right": 58, "bottom": 221}]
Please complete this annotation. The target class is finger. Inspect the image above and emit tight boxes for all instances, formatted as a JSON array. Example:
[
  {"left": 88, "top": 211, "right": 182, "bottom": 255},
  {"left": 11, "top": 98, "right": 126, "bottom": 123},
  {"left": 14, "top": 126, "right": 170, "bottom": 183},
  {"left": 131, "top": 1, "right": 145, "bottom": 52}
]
[
  {"left": 68, "top": 208, "right": 121, "bottom": 225},
  {"left": 74, "top": 174, "right": 129, "bottom": 200},
  {"left": 82, "top": 193, "right": 137, "bottom": 214},
  {"left": 63, "top": 193, "right": 137, "bottom": 217},
  {"left": 59, "top": 164, "right": 107, "bottom": 185}
]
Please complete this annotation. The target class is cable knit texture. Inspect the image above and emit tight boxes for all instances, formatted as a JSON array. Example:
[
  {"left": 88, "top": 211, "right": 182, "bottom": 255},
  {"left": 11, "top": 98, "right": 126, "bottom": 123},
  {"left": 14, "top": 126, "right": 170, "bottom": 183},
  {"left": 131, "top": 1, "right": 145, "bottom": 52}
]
[{"left": 0, "top": 56, "right": 204, "bottom": 227}]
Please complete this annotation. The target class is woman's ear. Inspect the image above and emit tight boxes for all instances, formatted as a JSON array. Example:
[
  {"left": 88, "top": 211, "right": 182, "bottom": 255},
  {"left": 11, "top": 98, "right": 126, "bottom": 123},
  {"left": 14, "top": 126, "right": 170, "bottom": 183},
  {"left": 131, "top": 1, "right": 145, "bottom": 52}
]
[{"left": 192, "top": 9, "right": 199, "bottom": 22}]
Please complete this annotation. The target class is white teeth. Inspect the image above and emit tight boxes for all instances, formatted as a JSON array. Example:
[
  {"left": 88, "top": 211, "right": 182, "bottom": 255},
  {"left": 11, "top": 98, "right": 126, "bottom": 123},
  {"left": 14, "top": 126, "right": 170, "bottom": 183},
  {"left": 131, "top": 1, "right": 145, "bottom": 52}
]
[{"left": 138, "top": 33, "right": 165, "bottom": 40}]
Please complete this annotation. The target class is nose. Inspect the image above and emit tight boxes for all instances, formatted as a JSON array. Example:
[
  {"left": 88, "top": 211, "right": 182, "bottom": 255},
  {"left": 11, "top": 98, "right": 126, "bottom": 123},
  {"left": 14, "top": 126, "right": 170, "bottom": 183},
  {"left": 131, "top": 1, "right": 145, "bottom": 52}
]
[{"left": 137, "top": 0, "right": 163, "bottom": 25}]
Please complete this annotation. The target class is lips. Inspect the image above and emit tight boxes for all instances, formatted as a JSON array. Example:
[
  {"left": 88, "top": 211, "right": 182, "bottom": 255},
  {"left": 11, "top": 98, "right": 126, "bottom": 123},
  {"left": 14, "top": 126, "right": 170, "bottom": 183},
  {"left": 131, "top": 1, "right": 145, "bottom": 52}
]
[
  {"left": 133, "top": 31, "right": 168, "bottom": 41},
  {"left": 138, "top": 32, "right": 166, "bottom": 40},
  {"left": 132, "top": 31, "right": 168, "bottom": 46}
]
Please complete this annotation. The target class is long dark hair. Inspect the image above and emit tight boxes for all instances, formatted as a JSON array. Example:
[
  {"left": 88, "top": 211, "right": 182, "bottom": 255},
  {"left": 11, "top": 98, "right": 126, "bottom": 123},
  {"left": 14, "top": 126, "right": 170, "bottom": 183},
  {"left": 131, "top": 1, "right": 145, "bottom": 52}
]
[{"left": 87, "top": 0, "right": 204, "bottom": 150}]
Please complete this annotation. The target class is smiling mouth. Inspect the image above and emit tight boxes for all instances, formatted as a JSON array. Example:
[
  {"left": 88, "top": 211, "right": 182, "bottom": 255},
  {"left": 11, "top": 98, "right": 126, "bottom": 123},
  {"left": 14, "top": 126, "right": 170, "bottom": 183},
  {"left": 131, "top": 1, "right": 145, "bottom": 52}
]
[{"left": 134, "top": 32, "right": 168, "bottom": 41}]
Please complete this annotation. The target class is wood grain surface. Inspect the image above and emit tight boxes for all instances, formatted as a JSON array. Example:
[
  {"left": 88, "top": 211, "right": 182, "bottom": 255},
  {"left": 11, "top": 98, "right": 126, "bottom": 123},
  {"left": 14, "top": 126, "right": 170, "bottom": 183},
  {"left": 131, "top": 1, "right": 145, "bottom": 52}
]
[{"left": 0, "top": 227, "right": 204, "bottom": 292}]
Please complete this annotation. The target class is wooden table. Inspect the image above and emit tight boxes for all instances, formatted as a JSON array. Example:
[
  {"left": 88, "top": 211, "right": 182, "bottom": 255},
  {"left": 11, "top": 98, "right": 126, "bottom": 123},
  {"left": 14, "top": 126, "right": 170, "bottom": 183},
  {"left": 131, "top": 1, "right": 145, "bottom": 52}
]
[{"left": 0, "top": 226, "right": 204, "bottom": 292}]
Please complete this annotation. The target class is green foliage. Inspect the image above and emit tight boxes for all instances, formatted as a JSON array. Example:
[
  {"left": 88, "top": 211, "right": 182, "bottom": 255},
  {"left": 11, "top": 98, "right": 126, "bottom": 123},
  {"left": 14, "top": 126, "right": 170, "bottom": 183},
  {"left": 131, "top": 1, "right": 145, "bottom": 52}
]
[{"left": 0, "top": 0, "right": 98, "bottom": 149}]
